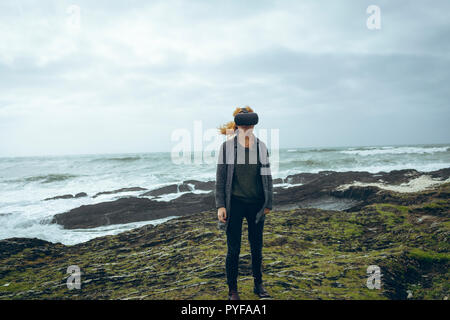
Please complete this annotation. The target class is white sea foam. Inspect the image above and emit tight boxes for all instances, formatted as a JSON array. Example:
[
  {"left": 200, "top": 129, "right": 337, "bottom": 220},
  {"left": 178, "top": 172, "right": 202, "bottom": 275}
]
[
  {"left": 273, "top": 182, "right": 303, "bottom": 189},
  {"left": 0, "top": 214, "right": 177, "bottom": 245},
  {"left": 340, "top": 146, "right": 449, "bottom": 156},
  {"left": 335, "top": 175, "right": 450, "bottom": 193},
  {"left": 150, "top": 189, "right": 212, "bottom": 202},
  {"left": 1, "top": 144, "right": 449, "bottom": 244}
]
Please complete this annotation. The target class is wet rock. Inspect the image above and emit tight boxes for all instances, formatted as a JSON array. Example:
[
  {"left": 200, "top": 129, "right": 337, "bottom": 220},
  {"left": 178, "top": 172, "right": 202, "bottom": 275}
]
[
  {"left": 0, "top": 238, "right": 56, "bottom": 260},
  {"left": 75, "top": 192, "right": 88, "bottom": 198},
  {"left": 44, "top": 192, "right": 88, "bottom": 201},
  {"left": 182, "top": 180, "right": 215, "bottom": 191},
  {"left": 52, "top": 193, "right": 215, "bottom": 229},
  {"left": 141, "top": 184, "right": 190, "bottom": 197},
  {"left": 44, "top": 194, "right": 75, "bottom": 201},
  {"left": 140, "top": 180, "right": 214, "bottom": 197},
  {"left": 93, "top": 187, "right": 147, "bottom": 198},
  {"left": 50, "top": 168, "right": 450, "bottom": 230}
]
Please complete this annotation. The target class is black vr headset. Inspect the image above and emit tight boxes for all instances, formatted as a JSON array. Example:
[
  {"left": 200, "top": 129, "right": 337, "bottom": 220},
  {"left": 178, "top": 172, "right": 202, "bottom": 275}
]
[{"left": 234, "top": 108, "right": 259, "bottom": 126}]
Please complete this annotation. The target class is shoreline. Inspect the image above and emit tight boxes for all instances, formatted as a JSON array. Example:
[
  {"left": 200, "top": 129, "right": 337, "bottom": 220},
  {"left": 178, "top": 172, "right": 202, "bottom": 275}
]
[
  {"left": 49, "top": 167, "right": 450, "bottom": 230},
  {"left": 0, "top": 167, "right": 449, "bottom": 245},
  {"left": 0, "top": 179, "right": 448, "bottom": 300}
]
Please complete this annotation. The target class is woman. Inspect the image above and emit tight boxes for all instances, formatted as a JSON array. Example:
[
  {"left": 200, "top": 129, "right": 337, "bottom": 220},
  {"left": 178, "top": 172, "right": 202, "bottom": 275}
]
[{"left": 215, "top": 106, "right": 273, "bottom": 300}]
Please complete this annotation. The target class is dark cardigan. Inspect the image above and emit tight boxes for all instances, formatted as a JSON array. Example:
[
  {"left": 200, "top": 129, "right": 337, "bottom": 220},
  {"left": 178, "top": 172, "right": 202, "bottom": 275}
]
[{"left": 215, "top": 134, "right": 273, "bottom": 232}]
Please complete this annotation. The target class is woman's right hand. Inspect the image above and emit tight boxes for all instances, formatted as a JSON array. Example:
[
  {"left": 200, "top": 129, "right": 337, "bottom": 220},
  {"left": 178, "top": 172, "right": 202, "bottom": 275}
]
[{"left": 217, "top": 207, "right": 227, "bottom": 223}]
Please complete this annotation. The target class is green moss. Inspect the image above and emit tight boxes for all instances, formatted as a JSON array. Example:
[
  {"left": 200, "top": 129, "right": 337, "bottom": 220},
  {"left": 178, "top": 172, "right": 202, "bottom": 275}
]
[
  {"left": 407, "top": 249, "right": 450, "bottom": 264},
  {"left": 1, "top": 184, "right": 449, "bottom": 300}
]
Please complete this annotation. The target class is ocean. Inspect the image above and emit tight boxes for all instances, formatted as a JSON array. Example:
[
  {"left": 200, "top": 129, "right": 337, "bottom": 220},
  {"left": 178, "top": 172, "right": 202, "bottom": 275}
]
[{"left": 0, "top": 143, "right": 449, "bottom": 245}]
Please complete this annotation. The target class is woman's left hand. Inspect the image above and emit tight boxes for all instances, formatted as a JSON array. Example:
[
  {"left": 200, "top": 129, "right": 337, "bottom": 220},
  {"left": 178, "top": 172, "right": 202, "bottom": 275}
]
[{"left": 264, "top": 208, "right": 270, "bottom": 214}]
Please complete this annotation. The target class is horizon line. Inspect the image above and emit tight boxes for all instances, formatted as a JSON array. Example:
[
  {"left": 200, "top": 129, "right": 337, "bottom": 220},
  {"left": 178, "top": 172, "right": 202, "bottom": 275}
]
[{"left": 0, "top": 141, "right": 448, "bottom": 159}]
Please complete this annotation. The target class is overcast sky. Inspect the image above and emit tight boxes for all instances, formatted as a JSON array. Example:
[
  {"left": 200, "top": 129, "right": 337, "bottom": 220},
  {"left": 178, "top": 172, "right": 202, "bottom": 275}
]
[{"left": 0, "top": 0, "right": 449, "bottom": 157}]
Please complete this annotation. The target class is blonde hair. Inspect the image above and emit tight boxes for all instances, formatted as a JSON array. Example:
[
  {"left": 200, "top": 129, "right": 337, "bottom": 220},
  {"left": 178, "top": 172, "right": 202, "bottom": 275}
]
[{"left": 217, "top": 106, "right": 254, "bottom": 136}]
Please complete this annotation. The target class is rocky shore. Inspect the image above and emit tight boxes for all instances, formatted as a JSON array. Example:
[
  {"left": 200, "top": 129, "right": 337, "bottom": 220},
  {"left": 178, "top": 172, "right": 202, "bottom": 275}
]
[
  {"left": 51, "top": 168, "right": 450, "bottom": 229},
  {"left": 0, "top": 168, "right": 449, "bottom": 300}
]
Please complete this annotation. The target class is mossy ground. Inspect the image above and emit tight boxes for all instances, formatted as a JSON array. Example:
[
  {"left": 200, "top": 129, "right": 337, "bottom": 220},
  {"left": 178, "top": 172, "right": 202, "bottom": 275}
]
[{"left": 0, "top": 183, "right": 449, "bottom": 300}]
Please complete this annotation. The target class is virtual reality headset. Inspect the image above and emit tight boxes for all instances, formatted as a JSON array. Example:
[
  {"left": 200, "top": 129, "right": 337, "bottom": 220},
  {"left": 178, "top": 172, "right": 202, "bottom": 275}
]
[{"left": 234, "top": 108, "right": 259, "bottom": 126}]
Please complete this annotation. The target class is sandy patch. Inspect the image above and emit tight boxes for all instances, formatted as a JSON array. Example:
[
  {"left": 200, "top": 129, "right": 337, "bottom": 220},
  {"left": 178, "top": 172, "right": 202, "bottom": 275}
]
[{"left": 335, "top": 175, "right": 450, "bottom": 193}]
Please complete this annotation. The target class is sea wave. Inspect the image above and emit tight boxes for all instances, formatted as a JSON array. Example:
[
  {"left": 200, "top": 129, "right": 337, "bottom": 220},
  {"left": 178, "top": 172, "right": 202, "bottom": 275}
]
[
  {"left": 340, "top": 146, "right": 449, "bottom": 156},
  {"left": 309, "top": 148, "right": 341, "bottom": 153},
  {"left": 285, "top": 148, "right": 340, "bottom": 154},
  {"left": 284, "top": 157, "right": 357, "bottom": 167},
  {"left": 1, "top": 144, "right": 449, "bottom": 245},
  {"left": 284, "top": 159, "right": 327, "bottom": 167},
  {"left": 4, "top": 174, "right": 79, "bottom": 184},
  {"left": 90, "top": 156, "right": 141, "bottom": 162}
]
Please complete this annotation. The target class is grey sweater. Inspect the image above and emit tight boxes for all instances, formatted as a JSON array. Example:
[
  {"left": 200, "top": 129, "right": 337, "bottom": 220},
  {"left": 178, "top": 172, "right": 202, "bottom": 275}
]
[{"left": 215, "top": 134, "right": 273, "bottom": 232}]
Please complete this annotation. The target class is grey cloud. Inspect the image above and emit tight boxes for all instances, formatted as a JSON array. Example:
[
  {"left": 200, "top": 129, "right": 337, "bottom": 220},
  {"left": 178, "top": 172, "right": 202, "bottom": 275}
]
[{"left": 0, "top": 0, "right": 449, "bottom": 156}]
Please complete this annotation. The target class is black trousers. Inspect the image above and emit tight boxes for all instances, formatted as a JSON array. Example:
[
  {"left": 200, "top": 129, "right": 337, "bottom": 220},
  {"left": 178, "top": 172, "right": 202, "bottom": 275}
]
[{"left": 226, "top": 195, "right": 265, "bottom": 291}]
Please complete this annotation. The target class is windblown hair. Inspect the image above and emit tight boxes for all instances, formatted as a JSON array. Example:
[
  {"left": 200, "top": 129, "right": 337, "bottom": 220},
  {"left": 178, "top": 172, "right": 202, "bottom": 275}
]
[{"left": 217, "top": 106, "right": 254, "bottom": 136}]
